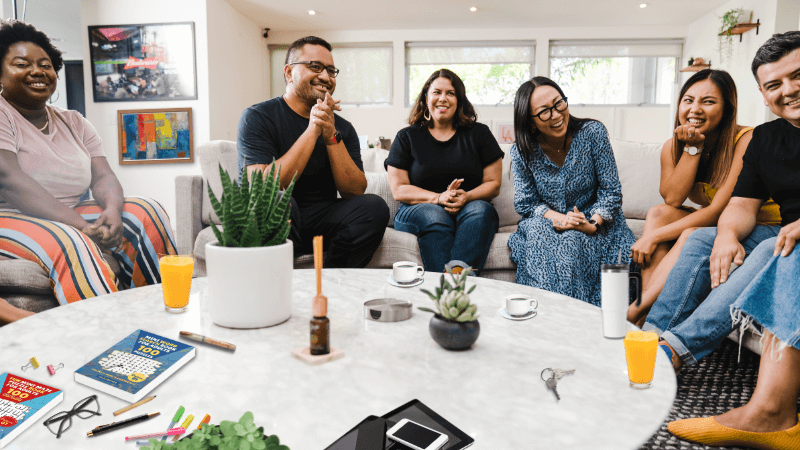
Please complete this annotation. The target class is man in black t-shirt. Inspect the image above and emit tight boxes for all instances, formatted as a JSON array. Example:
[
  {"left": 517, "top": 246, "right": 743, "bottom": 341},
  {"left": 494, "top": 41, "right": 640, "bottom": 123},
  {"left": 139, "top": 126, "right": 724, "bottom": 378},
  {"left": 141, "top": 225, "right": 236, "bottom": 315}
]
[
  {"left": 644, "top": 31, "right": 800, "bottom": 371},
  {"left": 237, "top": 36, "right": 388, "bottom": 268},
  {"left": 665, "top": 31, "right": 800, "bottom": 449}
]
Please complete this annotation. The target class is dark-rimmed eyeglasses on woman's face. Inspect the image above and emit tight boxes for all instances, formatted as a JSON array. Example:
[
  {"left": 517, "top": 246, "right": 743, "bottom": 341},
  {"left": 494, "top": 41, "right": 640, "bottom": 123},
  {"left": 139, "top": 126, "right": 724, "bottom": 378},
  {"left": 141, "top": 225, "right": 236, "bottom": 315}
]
[
  {"left": 288, "top": 61, "right": 340, "bottom": 78},
  {"left": 43, "top": 395, "right": 101, "bottom": 438},
  {"left": 532, "top": 97, "right": 568, "bottom": 121}
]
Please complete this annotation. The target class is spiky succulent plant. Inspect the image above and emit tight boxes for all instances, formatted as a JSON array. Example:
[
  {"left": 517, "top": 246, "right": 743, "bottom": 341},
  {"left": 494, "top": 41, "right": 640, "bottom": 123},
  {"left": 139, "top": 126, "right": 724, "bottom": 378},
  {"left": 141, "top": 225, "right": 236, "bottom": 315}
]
[
  {"left": 208, "top": 162, "right": 296, "bottom": 248},
  {"left": 420, "top": 268, "right": 478, "bottom": 322}
]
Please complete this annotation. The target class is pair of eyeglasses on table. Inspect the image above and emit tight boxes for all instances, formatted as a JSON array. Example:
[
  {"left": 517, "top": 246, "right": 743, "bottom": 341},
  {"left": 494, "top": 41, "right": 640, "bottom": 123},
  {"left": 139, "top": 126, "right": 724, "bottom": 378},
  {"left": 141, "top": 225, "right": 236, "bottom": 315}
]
[{"left": 43, "top": 394, "right": 101, "bottom": 438}]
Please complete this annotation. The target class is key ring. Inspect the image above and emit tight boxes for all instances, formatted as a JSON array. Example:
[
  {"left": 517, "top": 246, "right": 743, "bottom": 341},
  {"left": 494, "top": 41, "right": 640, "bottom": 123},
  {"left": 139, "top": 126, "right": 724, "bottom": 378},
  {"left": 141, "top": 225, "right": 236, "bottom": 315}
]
[{"left": 541, "top": 368, "right": 553, "bottom": 381}]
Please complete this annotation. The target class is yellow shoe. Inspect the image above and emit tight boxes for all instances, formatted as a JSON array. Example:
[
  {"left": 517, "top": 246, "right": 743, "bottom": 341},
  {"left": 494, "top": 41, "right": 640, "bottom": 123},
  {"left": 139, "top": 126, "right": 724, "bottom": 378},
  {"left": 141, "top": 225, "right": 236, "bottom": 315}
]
[{"left": 668, "top": 414, "right": 800, "bottom": 450}]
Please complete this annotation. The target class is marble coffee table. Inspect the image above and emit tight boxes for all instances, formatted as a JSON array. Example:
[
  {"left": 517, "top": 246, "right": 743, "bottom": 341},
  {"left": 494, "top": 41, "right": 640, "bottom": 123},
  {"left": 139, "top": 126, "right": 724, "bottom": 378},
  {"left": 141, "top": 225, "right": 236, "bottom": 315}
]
[{"left": 0, "top": 269, "right": 676, "bottom": 449}]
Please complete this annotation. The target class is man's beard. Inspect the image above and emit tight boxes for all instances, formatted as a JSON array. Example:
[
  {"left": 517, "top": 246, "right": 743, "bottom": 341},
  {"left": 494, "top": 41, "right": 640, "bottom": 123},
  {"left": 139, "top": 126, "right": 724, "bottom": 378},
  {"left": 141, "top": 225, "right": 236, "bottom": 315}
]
[{"left": 295, "top": 80, "right": 332, "bottom": 105}]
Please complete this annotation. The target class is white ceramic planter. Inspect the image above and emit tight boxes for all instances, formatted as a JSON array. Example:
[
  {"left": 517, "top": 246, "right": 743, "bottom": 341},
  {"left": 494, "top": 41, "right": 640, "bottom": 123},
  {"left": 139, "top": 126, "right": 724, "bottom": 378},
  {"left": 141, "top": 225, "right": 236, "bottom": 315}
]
[{"left": 206, "top": 240, "right": 293, "bottom": 328}]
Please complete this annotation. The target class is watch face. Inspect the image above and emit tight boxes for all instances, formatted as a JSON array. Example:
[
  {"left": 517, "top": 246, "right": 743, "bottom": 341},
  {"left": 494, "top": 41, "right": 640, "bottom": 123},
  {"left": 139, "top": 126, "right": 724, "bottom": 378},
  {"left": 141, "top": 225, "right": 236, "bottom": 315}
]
[{"left": 686, "top": 146, "right": 698, "bottom": 155}]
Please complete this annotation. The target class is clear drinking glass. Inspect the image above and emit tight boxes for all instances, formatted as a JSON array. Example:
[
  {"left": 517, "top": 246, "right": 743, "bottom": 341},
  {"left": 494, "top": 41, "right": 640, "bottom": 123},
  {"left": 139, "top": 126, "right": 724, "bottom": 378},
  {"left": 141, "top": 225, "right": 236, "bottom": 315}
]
[
  {"left": 160, "top": 255, "right": 194, "bottom": 313},
  {"left": 624, "top": 330, "right": 659, "bottom": 389}
]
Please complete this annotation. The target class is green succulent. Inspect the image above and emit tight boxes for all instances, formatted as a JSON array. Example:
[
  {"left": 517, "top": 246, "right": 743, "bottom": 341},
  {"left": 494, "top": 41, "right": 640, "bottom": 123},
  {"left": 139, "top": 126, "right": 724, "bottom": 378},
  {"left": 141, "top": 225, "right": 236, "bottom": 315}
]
[
  {"left": 138, "top": 412, "right": 289, "bottom": 450},
  {"left": 208, "top": 162, "right": 296, "bottom": 248},
  {"left": 419, "top": 268, "right": 478, "bottom": 322}
]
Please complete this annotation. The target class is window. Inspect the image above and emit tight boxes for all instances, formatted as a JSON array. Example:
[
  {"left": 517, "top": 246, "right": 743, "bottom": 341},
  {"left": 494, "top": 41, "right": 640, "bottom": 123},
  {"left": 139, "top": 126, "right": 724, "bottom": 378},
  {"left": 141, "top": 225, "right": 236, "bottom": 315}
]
[
  {"left": 406, "top": 41, "right": 535, "bottom": 106},
  {"left": 269, "top": 43, "right": 392, "bottom": 106},
  {"left": 549, "top": 40, "right": 682, "bottom": 105}
]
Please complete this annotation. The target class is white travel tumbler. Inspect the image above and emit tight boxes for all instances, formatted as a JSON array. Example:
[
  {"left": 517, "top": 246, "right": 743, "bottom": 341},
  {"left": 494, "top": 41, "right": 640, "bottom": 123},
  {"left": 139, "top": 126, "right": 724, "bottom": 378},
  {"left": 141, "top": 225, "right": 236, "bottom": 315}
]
[{"left": 601, "top": 264, "right": 642, "bottom": 339}]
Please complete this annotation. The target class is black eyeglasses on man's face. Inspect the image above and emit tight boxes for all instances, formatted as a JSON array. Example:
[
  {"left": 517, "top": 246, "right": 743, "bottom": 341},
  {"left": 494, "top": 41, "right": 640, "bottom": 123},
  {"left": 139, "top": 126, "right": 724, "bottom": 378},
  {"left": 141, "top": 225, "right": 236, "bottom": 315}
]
[
  {"left": 532, "top": 97, "right": 568, "bottom": 121},
  {"left": 288, "top": 61, "right": 340, "bottom": 78},
  {"left": 43, "top": 395, "right": 101, "bottom": 438}
]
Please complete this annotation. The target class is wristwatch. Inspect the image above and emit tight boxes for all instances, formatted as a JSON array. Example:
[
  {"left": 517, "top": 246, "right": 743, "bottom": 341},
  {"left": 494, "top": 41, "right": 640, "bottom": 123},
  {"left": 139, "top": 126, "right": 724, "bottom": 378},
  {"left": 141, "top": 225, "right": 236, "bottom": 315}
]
[
  {"left": 588, "top": 218, "right": 600, "bottom": 231},
  {"left": 325, "top": 131, "right": 342, "bottom": 145},
  {"left": 684, "top": 145, "right": 703, "bottom": 156}
]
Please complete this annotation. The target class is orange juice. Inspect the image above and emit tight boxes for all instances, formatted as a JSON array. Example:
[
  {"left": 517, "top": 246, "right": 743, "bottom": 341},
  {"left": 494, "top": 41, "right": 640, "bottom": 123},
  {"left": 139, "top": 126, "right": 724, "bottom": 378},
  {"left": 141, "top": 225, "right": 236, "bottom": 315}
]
[
  {"left": 624, "top": 330, "right": 659, "bottom": 389},
  {"left": 160, "top": 255, "right": 194, "bottom": 313}
]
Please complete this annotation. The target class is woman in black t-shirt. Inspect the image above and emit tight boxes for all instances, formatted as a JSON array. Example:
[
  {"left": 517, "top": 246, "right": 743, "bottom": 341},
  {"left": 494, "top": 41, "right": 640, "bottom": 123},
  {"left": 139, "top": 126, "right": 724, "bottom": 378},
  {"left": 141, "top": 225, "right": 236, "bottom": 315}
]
[{"left": 385, "top": 69, "right": 503, "bottom": 274}]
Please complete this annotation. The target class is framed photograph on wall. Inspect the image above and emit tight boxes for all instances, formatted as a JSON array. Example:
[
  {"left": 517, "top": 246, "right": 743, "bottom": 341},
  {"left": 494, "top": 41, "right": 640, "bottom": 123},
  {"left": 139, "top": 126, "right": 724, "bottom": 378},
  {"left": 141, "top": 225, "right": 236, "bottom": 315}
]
[
  {"left": 117, "top": 108, "right": 193, "bottom": 165},
  {"left": 88, "top": 22, "right": 197, "bottom": 102},
  {"left": 496, "top": 121, "right": 515, "bottom": 144}
]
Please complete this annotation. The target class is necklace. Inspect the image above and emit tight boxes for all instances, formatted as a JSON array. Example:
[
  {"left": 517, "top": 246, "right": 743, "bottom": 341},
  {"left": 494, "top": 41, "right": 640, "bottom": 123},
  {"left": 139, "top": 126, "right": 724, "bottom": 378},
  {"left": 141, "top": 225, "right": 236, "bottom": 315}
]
[{"left": 37, "top": 114, "right": 49, "bottom": 132}]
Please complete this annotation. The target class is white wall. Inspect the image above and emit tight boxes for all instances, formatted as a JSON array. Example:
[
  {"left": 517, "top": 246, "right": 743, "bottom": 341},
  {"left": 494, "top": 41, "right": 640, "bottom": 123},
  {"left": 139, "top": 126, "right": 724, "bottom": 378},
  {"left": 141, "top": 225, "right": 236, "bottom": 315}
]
[
  {"left": 81, "top": 0, "right": 210, "bottom": 232},
  {"left": 683, "top": 0, "right": 799, "bottom": 127},
  {"left": 206, "top": 0, "right": 269, "bottom": 142},
  {"left": 266, "top": 25, "right": 689, "bottom": 145},
  {"left": 80, "top": 0, "right": 265, "bottom": 239}
]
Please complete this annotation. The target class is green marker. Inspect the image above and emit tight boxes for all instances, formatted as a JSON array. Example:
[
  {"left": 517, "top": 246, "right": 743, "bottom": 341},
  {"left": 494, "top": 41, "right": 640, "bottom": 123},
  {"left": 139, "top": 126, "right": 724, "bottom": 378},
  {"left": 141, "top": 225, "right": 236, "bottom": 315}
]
[{"left": 161, "top": 406, "right": 185, "bottom": 441}]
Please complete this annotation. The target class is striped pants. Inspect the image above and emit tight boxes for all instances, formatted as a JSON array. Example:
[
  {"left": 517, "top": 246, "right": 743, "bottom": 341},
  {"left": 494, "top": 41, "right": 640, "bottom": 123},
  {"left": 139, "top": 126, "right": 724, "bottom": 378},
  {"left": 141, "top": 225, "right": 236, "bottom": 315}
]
[{"left": 0, "top": 197, "right": 177, "bottom": 305}]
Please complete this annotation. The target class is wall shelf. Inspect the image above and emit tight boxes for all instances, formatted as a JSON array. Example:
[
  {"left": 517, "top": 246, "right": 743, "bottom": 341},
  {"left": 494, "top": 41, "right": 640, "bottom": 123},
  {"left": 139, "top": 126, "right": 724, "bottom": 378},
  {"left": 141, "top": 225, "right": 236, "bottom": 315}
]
[
  {"left": 680, "top": 63, "right": 711, "bottom": 72},
  {"left": 719, "top": 19, "right": 760, "bottom": 42}
]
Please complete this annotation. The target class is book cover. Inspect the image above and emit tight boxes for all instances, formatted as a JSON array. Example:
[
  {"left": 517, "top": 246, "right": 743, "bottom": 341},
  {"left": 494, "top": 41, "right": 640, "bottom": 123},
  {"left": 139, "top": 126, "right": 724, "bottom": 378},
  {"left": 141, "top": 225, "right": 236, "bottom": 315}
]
[
  {"left": 0, "top": 373, "right": 63, "bottom": 449},
  {"left": 74, "top": 330, "right": 195, "bottom": 402}
]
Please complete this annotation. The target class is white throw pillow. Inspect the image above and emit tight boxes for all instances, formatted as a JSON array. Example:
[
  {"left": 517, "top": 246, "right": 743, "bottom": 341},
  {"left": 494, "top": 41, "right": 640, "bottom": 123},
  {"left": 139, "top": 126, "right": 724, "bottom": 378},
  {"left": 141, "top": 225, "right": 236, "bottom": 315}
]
[{"left": 610, "top": 139, "right": 664, "bottom": 220}]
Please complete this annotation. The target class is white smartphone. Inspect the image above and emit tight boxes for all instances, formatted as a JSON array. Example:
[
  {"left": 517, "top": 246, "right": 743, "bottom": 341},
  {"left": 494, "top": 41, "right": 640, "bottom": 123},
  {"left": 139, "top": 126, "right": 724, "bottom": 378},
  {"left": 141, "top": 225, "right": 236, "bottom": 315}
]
[{"left": 386, "top": 419, "right": 449, "bottom": 450}]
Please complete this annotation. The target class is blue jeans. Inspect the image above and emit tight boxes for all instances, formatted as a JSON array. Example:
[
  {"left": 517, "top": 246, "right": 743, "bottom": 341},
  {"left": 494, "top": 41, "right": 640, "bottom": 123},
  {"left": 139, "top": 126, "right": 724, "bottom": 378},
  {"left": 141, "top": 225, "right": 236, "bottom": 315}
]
[
  {"left": 394, "top": 200, "right": 499, "bottom": 274},
  {"left": 643, "top": 225, "right": 780, "bottom": 366},
  {"left": 732, "top": 237, "right": 800, "bottom": 352}
]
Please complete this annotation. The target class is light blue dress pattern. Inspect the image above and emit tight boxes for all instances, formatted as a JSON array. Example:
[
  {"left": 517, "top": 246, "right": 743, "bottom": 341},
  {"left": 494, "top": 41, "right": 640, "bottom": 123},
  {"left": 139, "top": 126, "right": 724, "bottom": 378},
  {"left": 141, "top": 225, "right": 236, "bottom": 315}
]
[{"left": 508, "top": 121, "right": 634, "bottom": 306}]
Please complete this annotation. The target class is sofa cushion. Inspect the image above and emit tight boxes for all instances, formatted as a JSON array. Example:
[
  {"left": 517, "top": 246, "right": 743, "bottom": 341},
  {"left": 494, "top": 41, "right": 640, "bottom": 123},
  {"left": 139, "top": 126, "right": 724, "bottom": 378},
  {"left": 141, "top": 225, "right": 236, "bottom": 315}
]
[
  {"left": 361, "top": 147, "right": 390, "bottom": 173},
  {"left": 493, "top": 144, "right": 522, "bottom": 228},
  {"left": 199, "top": 140, "right": 239, "bottom": 226},
  {"left": 365, "top": 171, "right": 398, "bottom": 228},
  {"left": 609, "top": 139, "right": 663, "bottom": 220},
  {"left": 0, "top": 260, "right": 53, "bottom": 295},
  {"left": 0, "top": 257, "right": 122, "bottom": 295}
]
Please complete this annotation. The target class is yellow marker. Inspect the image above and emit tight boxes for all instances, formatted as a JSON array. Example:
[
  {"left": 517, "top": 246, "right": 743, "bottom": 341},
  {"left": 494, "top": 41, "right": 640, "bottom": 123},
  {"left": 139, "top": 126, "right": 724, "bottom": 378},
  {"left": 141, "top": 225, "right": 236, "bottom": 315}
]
[{"left": 172, "top": 415, "right": 194, "bottom": 441}]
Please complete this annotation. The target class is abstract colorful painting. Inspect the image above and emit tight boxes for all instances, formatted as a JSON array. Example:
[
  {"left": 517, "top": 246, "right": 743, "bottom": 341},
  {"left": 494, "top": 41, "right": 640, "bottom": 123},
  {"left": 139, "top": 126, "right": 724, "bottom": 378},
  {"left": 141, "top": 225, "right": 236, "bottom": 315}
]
[{"left": 117, "top": 108, "right": 193, "bottom": 165}]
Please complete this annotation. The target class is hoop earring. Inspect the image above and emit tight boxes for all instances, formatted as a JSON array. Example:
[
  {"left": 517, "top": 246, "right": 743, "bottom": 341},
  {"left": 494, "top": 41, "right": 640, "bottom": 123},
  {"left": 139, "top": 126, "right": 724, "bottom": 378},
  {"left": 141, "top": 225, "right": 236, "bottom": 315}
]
[
  {"left": 0, "top": 83, "right": 3, "bottom": 95},
  {"left": 424, "top": 108, "right": 431, "bottom": 122},
  {"left": 49, "top": 88, "right": 59, "bottom": 104}
]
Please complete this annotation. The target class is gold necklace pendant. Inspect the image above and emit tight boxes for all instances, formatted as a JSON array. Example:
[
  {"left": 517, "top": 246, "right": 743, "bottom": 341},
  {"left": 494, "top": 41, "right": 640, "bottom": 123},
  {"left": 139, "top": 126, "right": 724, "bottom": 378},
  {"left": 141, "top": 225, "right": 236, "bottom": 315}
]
[{"left": 37, "top": 115, "right": 49, "bottom": 132}]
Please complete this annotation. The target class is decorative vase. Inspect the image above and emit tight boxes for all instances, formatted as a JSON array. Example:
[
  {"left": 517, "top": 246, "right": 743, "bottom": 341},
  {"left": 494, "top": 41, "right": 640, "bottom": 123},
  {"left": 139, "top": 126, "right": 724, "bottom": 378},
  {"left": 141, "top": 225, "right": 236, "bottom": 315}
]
[
  {"left": 205, "top": 240, "right": 292, "bottom": 329},
  {"left": 428, "top": 314, "right": 480, "bottom": 350}
]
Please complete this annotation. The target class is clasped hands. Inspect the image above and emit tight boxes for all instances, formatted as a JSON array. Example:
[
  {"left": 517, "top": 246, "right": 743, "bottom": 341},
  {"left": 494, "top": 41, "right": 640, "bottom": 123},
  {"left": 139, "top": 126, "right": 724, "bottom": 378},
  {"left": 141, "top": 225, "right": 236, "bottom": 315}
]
[
  {"left": 552, "top": 206, "right": 597, "bottom": 235},
  {"left": 81, "top": 208, "right": 124, "bottom": 253},
  {"left": 709, "top": 218, "right": 800, "bottom": 289},
  {"left": 309, "top": 92, "right": 342, "bottom": 141},
  {"left": 437, "top": 179, "right": 469, "bottom": 215}
]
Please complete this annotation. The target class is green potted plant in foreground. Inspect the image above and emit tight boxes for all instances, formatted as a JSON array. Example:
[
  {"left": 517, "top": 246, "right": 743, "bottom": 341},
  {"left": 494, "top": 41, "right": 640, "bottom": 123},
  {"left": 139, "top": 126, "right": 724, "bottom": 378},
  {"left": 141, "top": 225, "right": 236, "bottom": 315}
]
[
  {"left": 205, "top": 163, "right": 297, "bottom": 329},
  {"left": 419, "top": 268, "right": 480, "bottom": 350},
  {"left": 139, "top": 411, "right": 289, "bottom": 450}
]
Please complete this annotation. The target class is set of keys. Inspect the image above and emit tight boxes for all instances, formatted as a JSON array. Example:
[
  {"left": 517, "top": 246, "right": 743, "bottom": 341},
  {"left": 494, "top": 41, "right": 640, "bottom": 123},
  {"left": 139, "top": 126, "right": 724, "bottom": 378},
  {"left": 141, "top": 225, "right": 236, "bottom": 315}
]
[{"left": 541, "top": 367, "right": 575, "bottom": 400}]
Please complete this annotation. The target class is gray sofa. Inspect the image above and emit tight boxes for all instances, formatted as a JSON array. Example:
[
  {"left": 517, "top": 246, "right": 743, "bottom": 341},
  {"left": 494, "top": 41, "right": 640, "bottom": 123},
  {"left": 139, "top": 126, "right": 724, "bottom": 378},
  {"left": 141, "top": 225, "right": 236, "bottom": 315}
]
[{"left": 177, "top": 139, "right": 664, "bottom": 279}]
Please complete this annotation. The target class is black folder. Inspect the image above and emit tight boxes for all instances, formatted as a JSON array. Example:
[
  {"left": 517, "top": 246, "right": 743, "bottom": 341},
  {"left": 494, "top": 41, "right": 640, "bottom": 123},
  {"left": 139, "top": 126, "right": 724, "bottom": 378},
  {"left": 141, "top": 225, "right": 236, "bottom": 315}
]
[{"left": 325, "top": 399, "right": 474, "bottom": 450}]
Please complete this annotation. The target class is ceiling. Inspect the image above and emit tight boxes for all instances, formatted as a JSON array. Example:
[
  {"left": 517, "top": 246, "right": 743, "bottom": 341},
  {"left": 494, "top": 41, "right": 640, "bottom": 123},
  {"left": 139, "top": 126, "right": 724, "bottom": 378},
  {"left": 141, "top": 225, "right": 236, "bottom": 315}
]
[{"left": 225, "top": 0, "right": 730, "bottom": 31}]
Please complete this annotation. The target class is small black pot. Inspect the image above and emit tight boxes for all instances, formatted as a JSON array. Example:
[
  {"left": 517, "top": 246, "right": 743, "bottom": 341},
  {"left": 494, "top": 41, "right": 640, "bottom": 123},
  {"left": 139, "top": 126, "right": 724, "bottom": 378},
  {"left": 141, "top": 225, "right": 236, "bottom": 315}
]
[{"left": 429, "top": 314, "right": 480, "bottom": 350}]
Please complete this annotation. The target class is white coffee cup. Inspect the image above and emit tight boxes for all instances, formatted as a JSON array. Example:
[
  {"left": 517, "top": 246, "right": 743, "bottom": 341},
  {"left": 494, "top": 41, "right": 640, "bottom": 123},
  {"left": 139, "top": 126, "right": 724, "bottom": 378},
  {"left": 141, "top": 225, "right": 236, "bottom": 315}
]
[
  {"left": 505, "top": 294, "right": 538, "bottom": 316},
  {"left": 392, "top": 261, "right": 424, "bottom": 283}
]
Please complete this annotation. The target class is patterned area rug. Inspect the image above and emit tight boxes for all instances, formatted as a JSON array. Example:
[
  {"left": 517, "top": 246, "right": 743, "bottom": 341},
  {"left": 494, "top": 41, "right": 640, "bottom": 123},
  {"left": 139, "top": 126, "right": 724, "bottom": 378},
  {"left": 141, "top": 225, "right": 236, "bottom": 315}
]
[{"left": 640, "top": 339, "right": 800, "bottom": 450}]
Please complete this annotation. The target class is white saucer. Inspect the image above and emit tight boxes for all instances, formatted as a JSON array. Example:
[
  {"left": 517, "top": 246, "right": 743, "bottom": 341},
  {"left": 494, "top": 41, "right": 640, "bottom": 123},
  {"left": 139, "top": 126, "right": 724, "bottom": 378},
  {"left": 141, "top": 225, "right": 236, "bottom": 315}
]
[
  {"left": 499, "top": 308, "right": 537, "bottom": 321},
  {"left": 387, "top": 276, "right": 424, "bottom": 288}
]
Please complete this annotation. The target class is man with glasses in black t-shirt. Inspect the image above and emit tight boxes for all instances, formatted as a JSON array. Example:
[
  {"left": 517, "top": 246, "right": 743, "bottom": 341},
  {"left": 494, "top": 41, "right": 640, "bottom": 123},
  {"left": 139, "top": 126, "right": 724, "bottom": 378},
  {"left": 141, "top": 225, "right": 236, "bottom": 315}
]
[
  {"left": 238, "top": 36, "right": 388, "bottom": 268},
  {"left": 644, "top": 31, "right": 800, "bottom": 373}
]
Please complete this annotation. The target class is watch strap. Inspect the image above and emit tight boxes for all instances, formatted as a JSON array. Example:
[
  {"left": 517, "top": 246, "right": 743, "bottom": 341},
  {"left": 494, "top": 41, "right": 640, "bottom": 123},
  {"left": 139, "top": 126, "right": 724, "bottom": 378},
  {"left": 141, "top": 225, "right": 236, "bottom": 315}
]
[{"left": 325, "top": 131, "right": 342, "bottom": 145}]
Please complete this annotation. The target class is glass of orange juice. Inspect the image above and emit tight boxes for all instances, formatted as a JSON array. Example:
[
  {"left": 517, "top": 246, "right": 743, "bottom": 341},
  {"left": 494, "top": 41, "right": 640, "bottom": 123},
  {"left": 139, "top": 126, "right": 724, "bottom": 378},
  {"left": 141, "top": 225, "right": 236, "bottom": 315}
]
[
  {"left": 160, "top": 255, "right": 194, "bottom": 313},
  {"left": 624, "top": 330, "right": 659, "bottom": 389}
]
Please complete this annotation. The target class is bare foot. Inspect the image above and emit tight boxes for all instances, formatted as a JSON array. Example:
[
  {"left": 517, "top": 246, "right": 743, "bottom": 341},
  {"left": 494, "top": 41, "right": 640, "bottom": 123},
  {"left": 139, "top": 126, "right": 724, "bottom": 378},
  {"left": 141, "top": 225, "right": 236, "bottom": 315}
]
[{"left": 715, "top": 404, "right": 798, "bottom": 433}]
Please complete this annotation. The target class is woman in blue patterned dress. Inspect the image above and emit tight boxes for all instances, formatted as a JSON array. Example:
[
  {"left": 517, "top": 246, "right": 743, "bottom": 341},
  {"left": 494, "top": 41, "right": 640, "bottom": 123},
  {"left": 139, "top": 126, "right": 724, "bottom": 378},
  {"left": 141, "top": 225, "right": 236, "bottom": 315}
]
[{"left": 507, "top": 77, "right": 634, "bottom": 306}]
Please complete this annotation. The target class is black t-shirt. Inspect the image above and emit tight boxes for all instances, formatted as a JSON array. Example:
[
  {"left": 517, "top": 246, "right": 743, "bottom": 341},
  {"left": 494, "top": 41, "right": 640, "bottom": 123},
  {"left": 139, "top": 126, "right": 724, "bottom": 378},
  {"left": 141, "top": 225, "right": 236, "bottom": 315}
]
[
  {"left": 732, "top": 118, "right": 800, "bottom": 227},
  {"left": 384, "top": 123, "right": 504, "bottom": 194},
  {"left": 237, "top": 96, "right": 362, "bottom": 208}
]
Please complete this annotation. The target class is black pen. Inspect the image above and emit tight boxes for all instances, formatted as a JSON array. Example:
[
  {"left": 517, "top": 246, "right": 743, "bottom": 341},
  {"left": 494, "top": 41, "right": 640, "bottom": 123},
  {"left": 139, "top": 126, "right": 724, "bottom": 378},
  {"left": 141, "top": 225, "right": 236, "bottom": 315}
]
[{"left": 87, "top": 412, "right": 160, "bottom": 437}]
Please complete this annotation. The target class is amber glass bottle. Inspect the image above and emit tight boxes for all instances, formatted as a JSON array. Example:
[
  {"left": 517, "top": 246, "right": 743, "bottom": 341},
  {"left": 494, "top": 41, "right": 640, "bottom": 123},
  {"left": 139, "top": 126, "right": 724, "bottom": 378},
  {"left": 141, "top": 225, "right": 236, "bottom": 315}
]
[{"left": 310, "top": 296, "right": 330, "bottom": 355}]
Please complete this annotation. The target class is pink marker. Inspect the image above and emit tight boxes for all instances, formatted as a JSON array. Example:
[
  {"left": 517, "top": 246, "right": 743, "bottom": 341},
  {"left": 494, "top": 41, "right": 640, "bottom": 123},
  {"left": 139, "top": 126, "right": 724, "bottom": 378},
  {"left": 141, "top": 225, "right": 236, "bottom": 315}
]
[{"left": 125, "top": 427, "right": 185, "bottom": 441}]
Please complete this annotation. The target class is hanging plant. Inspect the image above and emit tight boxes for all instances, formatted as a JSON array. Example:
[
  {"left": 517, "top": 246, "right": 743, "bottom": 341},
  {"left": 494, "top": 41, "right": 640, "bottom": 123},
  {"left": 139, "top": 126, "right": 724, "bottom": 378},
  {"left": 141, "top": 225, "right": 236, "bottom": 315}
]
[{"left": 718, "top": 8, "right": 746, "bottom": 64}]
